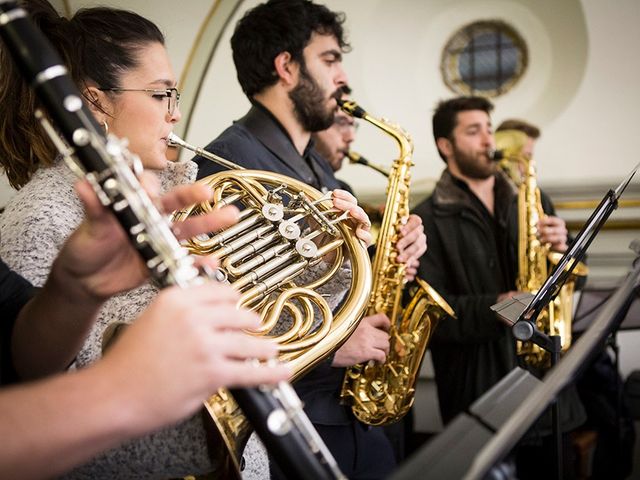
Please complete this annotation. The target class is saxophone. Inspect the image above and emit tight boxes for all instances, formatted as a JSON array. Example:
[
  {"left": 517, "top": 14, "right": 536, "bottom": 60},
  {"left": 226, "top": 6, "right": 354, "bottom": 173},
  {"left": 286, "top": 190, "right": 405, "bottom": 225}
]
[
  {"left": 495, "top": 130, "right": 588, "bottom": 368},
  {"left": 347, "top": 150, "right": 390, "bottom": 177},
  {"left": 338, "top": 100, "right": 454, "bottom": 426}
]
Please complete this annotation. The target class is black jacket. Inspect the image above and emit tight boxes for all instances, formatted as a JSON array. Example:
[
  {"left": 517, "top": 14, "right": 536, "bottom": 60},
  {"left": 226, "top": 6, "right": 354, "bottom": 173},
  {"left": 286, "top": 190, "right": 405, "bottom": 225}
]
[
  {"left": 0, "top": 259, "right": 37, "bottom": 385},
  {"left": 196, "top": 103, "right": 341, "bottom": 193},
  {"left": 413, "top": 168, "right": 521, "bottom": 424},
  {"left": 194, "top": 103, "right": 350, "bottom": 426},
  {"left": 414, "top": 169, "right": 585, "bottom": 432}
]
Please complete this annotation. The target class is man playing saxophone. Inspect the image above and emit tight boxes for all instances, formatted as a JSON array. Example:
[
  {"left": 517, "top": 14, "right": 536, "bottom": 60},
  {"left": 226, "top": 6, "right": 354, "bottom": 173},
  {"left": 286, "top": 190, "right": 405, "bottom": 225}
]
[
  {"left": 194, "top": 2, "right": 426, "bottom": 478},
  {"left": 494, "top": 118, "right": 574, "bottom": 253},
  {"left": 413, "top": 96, "right": 585, "bottom": 478},
  {"left": 495, "top": 118, "right": 630, "bottom": 478},
  {"left": 313, "top": 87, "right": 426, "bottom": 461},
  {"left": 313, "top": 87, "right": 424, "bottom": 284},
  {"left": 312, "top": 87, "right": 358, "bottom": 194}
]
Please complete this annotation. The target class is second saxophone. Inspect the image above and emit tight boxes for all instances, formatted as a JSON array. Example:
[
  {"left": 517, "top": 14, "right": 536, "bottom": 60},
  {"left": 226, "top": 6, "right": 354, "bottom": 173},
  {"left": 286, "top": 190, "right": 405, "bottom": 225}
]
[{"left": 338, "top": 99, "right": 454, "bottom": 426}]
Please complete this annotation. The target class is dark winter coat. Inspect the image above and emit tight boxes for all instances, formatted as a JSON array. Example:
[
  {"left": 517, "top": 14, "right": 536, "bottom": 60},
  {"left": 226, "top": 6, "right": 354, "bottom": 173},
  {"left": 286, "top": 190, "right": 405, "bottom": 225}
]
[{"left": 413, "top": 168, "right": 561, "bottom": 424}]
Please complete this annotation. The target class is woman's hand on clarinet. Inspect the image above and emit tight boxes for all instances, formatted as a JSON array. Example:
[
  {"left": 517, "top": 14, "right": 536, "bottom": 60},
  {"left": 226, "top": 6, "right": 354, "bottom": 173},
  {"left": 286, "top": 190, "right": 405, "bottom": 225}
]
[{"left": 52, "top": 174, "right": 238, "bottom": 304}]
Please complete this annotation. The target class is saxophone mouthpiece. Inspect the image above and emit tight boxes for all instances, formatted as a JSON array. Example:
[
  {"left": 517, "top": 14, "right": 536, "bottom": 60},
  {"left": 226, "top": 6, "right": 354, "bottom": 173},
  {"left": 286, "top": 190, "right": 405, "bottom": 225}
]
[
  {"left": 488, "top": 148, "right": 504, "bottom": 161},
  {"left": 347, "top": 151, "right": 390, "bottom": 178},
  {"left": 347, "top": 150, "right": 366, "bottom": 166},
  {"left": 337, "top": 98, "right": 367, "bottom": 119}
]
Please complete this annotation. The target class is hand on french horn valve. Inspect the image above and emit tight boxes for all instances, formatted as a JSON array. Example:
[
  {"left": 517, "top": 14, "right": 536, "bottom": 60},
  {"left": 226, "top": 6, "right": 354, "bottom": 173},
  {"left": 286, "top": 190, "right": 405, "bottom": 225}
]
[
  {"left": 331, "top": 189, "right": 373, "bottom": 246},
  {"left": 66, "top": 175, "right": 240, "bottom": 302},
  {"left": 132, "top": 172, "right": 239, "bottom": 245},
  {"left": 99, "top": 283, "right": 290, "bottom": 427}
]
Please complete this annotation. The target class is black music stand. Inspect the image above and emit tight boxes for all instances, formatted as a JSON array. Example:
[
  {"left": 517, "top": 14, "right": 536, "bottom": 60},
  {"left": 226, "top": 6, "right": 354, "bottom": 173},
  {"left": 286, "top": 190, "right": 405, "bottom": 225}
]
[
  {"left": 489, "top": 164, "right": 640, "bottom": 478},
  {"left": 573, "top": 287, "right": 640, "bottom": 333},
  {"left": 390, "top": 245, "right": 640, "bottom": 480},
  {"left": 390, "top": 368, "right": 541, "bottom": 480}
]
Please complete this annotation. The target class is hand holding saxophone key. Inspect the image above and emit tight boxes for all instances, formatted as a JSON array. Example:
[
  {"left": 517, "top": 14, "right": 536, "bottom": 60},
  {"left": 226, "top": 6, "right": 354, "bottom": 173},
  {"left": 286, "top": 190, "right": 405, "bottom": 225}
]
[
  {"left": 331, "top": 189, "right": 373, "bottom": 246},
  {"left": 396, "top": 214, "right": 427, "bottom": 281},
  {"left": 404, "top": 258, "right": 420, "bottom": 282},
  {"left": 331, "top": 313, "right": 391, "bottom": 367},
  {"left": 537, "top": 215, "right": 569, "bottom": 253}
]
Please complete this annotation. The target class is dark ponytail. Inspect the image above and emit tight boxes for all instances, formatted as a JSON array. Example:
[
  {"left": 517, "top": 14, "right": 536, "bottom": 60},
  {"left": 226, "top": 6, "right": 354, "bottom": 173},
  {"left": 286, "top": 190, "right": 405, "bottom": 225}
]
[{"left": 0, "top": 0, "right": 165, "bottom": 188}]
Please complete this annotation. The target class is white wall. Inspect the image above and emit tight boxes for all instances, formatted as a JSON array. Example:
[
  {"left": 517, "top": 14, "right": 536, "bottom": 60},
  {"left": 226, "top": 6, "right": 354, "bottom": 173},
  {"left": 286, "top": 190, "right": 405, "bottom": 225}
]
[
  {"left": 11, "top": 0, "right": 639, "bottom": 200},
  {"left": 181, "top": 0, "right": 640, "bottom": 196}
]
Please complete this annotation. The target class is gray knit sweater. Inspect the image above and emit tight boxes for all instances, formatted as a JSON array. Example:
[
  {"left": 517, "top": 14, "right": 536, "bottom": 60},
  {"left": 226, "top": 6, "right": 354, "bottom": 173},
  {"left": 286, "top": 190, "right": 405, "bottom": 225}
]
[{"left": 0, "top": 159, "right": 271, "bottom": 479}]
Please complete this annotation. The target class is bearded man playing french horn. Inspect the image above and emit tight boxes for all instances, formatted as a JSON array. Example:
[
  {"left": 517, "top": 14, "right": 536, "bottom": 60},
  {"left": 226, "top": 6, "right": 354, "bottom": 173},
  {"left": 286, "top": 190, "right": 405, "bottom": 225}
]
[{"left": 192, "top": 1, "right": 427, "bottom": 479}]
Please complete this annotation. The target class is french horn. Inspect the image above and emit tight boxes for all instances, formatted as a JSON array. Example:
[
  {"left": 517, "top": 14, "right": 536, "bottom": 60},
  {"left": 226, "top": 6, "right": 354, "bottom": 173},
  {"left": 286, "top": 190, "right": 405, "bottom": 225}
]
[{"left": 168, "top": 133, "right": 372, "bottom": 474}]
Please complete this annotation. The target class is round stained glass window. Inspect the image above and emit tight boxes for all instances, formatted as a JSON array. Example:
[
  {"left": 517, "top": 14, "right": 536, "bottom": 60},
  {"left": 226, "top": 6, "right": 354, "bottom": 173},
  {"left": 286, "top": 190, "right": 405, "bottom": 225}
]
[{"left": 441, "top": 20, "right": 528, "bottom": 97}]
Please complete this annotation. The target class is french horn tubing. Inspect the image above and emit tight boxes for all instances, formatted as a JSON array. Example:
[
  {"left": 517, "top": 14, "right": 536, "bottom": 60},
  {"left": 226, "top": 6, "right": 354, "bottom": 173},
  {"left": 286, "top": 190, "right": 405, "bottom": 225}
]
[{"left": 168, "top": 133, "right": 372, "bottom": 474}]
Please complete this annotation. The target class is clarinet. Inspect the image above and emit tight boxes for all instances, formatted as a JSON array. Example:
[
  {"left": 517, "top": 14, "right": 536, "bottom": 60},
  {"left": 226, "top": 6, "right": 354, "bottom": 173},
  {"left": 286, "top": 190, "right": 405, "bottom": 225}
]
[{"left": 0, "top": 2, "right": 345, "bottom": 479}]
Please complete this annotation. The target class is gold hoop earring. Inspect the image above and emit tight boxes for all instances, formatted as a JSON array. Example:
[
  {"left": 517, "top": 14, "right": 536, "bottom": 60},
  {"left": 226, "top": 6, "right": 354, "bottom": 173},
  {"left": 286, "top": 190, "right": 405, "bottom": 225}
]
[{"left": 102, "top": 121, "right": 109, "bottom": 134}]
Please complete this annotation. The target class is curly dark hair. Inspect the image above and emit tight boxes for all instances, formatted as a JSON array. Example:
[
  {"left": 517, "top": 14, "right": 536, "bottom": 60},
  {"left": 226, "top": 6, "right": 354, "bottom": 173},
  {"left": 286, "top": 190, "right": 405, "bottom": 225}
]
[{"left": 231, "top": 0, "right": 349, "bottom": 98}]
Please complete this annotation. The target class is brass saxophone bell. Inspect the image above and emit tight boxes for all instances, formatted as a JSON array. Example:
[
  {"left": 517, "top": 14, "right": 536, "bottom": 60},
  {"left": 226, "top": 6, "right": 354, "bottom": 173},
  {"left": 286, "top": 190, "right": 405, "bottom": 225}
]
[{"left": 494, "top": 129, "right": 529, "bottom": 158}]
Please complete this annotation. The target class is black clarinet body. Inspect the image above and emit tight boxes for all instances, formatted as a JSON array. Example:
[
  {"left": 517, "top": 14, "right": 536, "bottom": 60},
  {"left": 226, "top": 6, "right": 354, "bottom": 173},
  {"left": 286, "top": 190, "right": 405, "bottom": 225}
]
[{"left": 0, "top": 2, "right": 345, "bottom": 479}]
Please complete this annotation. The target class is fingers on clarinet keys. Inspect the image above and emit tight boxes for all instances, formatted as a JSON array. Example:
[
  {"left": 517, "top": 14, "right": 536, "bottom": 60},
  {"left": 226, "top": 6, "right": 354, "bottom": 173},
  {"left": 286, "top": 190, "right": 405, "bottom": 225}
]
[
  {"left": 267, "top": 407, "right": 292, "bottom": 436},
  {"left": 265, "top": 381, "right": 304, "bottom": 438},
  {"left": 246, "top": 358, "right": 289, "bottom": 388}
]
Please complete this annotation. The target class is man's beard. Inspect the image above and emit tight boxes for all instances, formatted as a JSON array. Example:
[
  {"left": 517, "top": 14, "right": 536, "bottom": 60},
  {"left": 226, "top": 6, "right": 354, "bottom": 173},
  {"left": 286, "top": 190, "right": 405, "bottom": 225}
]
[
  {"left": 452, "top": 142, "right": 495, "bottom": 179},
  {"left": 289, "top": 62, "right": 337, "bottom": 132}
]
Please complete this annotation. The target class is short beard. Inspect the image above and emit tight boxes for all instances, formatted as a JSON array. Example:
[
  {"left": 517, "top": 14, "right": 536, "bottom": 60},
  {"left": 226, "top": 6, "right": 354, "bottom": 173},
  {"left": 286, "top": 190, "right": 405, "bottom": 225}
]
[
  {"left": 452, "top": 141, "right": 495, "bottom": 179},
  {"left": 289, "top": 61, "right": 336, "bottom": 132}
]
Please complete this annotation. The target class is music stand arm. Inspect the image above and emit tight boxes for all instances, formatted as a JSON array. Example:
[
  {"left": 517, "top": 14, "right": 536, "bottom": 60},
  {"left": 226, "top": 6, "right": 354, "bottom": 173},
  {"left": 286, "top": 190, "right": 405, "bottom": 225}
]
[{"left": 465, "top": 253, "right": 640, "bottom": 480}]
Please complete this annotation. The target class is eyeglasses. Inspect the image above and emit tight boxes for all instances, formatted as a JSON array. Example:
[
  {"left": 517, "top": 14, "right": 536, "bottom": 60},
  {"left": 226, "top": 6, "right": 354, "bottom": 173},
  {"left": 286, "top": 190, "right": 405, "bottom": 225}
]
[
  {"left": 333, "top": 116, "right": 358, "bottom": 132},
  {"left": 98, "top": 87, "right": 181, "bottom": 116}
]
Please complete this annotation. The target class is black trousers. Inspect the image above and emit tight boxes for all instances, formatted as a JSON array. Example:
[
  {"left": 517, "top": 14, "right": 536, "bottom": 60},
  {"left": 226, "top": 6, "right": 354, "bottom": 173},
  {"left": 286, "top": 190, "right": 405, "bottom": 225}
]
[{"left": 270, "top": 421, "right": 396, "bottom": 480}]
